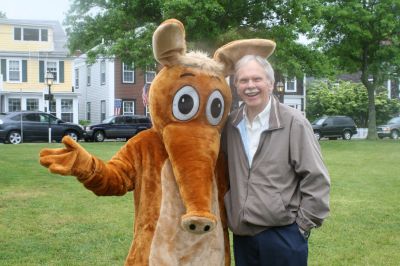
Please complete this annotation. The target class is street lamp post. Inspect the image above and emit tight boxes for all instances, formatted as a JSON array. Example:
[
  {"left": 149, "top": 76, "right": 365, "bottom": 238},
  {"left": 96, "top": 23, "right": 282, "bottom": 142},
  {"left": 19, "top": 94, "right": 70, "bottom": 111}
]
[
  {"left": 45, "top": 71, "right": 54, "bottom": 143},
  {"left": 276, "top": 81, "right": 284, "bottom": 103}
]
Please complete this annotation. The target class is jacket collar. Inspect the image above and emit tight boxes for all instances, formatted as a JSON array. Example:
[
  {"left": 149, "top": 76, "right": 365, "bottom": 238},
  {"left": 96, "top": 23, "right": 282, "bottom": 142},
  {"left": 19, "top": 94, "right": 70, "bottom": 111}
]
[{"left": 232, "top": 95, "right": 283, "bottom": 131}]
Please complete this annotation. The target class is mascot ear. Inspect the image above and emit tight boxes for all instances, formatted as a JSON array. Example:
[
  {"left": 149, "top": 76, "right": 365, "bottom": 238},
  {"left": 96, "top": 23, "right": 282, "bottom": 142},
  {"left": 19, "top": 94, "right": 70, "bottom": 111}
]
[
  {"left": 153, "top": 19, "right": 187, "bottom": 67},
  {"left": 213, "top": 39, "right": 276, "bottom": 76}
]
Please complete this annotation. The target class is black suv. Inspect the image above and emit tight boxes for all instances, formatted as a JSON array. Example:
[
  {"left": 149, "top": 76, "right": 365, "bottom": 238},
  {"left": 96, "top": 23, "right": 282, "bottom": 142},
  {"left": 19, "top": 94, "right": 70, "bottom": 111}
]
[
  {"left": 312, "top": 115, "right": 358, "bottom": 140},
  {"left": 0, "top": 111, "right": 84, "bottom": 144},
  {"left": 84, "top": 115, "right": 152, "bottom": 142}
]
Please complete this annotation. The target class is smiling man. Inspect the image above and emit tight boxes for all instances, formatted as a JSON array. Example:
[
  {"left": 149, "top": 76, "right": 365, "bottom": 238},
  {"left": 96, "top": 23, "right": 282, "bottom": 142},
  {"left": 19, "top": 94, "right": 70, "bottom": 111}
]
[{"left": 222, "top": 54, "right": 331, "bottom": 266}]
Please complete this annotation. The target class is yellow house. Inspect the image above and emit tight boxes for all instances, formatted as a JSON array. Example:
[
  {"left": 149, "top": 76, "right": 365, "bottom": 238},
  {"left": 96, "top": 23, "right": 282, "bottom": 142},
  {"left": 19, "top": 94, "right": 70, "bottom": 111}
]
[{"left": 0, "top": 18, "right": 79, "bottom": 123}]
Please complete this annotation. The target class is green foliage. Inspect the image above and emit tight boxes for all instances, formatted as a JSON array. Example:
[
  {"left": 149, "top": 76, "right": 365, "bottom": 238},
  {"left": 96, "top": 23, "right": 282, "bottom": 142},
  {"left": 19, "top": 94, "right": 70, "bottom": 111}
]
[
  {"left": 375, "top": 93, "right": 400, "bottom": 125},
  {"left": 307, "top": 80, "right": 400, "bottom": 127},
  {"left": 312, "top": 0, "right": 400, "bottom": 138},
  {"left": 79, "top": 119, "right": 91, "bottom": 126},
  {"left": 64, "top": 0, "right": 330, "bottom": 76}
]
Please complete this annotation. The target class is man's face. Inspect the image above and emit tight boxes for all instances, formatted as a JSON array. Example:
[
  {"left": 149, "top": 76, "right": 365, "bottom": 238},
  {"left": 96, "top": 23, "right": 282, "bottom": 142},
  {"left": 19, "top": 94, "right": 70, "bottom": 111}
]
[{"left": 235, "top": 60, "right": 273, "bottom": 113}]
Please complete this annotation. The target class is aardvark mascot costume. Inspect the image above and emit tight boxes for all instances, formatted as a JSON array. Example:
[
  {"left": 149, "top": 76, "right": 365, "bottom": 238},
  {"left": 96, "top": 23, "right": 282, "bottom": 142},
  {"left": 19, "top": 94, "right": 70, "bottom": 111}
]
[{"left": 39, "top": 19, "right": 276, "bottom": 265}]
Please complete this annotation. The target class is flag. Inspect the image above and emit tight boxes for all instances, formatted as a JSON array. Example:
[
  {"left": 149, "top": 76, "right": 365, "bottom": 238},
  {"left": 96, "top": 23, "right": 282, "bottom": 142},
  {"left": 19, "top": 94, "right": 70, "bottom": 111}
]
[
  {"left": 114, "top": 99, "right": 122, "bottom": 115},
  {"left": 142, "top": 84, "right": 150, "bottom": 106}
]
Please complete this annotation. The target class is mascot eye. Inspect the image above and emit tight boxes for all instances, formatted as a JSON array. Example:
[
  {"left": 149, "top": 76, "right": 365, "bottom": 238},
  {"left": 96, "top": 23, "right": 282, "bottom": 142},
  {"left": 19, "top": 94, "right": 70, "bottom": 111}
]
[
  {"left": 172, "top": 86, "right": 200, "bottom": 121},
  {"left": 206, "top": 90, "right": 225, "bottom": 125}
]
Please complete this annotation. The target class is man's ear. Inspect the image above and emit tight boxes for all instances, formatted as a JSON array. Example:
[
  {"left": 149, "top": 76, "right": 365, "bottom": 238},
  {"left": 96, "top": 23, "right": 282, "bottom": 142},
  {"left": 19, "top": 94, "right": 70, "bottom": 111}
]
[
  {"left": 152, "top": 19, "right": 187, "bottom": 67},
  {"left": 213, "top": 39, "right": 276, "bottom": 76}
]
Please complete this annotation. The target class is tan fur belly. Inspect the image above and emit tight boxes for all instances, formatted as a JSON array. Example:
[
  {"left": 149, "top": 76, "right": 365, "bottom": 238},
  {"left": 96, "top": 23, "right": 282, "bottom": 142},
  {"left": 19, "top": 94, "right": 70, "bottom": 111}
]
[{"left": 149, "top": 160, "right": 225, "bottom": 266}]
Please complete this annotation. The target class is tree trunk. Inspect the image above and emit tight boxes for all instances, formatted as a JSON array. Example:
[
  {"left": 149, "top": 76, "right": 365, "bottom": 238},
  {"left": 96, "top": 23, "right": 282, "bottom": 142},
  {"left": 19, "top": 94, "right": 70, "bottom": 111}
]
[{"left": 366, "top": 85, "right": 378, "bottom": 140}]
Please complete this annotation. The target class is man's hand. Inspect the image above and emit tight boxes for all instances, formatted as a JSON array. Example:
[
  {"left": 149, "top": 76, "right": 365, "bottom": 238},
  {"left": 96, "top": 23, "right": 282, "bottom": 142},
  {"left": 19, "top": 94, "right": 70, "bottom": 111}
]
[{"left": 39, "top": 136, "right": 93, "bottom": 178}]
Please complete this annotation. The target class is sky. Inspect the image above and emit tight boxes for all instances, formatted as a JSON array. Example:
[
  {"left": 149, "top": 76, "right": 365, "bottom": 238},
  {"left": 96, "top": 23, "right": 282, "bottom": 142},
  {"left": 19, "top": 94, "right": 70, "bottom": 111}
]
[{"left": 1, "top": 0, "right": 71, "bottom": 24}]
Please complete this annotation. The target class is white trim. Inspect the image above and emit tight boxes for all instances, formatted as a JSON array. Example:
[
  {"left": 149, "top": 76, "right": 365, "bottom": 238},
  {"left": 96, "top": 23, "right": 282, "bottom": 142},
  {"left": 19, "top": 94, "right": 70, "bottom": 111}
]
[
  {"left": 122, "top": 63, "right": 135, "bottom": 83},
  {"left": 285, "top": 77, "right": 297, "bottom": 92},
  {"left": 123, "top": 100, "right": 135, "bottom": 115},
  {"left": 45, "top": 60, "right": 59, "bottom": 84},
  {"left": 7, "top": 59, "right": 22, "bottom": 83}
]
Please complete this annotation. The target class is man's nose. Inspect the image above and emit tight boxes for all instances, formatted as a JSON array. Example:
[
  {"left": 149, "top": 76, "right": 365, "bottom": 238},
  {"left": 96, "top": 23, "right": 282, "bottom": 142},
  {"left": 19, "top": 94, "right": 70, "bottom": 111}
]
[{"left": 247, "top": 79, "right": 256, "bottom": 87}]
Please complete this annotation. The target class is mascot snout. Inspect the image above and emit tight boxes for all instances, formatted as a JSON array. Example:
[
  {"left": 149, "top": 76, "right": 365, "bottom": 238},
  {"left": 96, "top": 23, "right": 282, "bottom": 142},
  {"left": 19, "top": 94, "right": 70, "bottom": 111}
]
[{"left": 163, "top": 123, "right": 220, "bottom": 234}]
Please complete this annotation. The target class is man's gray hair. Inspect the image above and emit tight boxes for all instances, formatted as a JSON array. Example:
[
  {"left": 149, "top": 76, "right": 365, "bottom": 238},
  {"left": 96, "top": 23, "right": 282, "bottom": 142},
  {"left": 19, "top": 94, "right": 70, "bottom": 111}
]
[{"left": 234, "top": 55, "right": 275, "bottom": 84}]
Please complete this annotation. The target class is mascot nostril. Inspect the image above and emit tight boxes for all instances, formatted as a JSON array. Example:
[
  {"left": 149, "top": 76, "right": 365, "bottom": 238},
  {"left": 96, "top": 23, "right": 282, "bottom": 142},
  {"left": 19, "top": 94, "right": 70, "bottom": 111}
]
[{"left": 39, "top": 17, "right": 276, "bottom": 266}]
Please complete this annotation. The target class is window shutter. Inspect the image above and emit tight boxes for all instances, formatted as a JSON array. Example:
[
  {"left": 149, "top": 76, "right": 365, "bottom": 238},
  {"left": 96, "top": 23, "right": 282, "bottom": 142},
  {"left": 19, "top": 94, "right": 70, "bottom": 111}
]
[
  {"left": 22, "top": 60, "right": 27, "bottom": 82},
  {"left": 39, "top": 60, "right": 44, "bottom": 82},
  {"left": 59, "top": 61, "right": 64, "bottom": 83},
  {"left": 1, "top": 59, "right": 6, "bottom": 81}
]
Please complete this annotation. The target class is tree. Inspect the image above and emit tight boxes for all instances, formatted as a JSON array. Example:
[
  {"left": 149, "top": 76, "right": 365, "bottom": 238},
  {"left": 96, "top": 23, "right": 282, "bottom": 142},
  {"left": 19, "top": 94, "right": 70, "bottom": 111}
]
[
  {"left": 64, "top": 0, "right": 331, "bottom": 78},
  {"left": 311, "top": 0, "right": 400, "bottom": 139},
  {"left": 306, "top": 80, "right": 400, "bottom": 127},
  {"left": 0, "top": 11, "right": 6, "bottom": 18},
  {"left": 307, "top": 80, "right": 369, "bottom": 126}
]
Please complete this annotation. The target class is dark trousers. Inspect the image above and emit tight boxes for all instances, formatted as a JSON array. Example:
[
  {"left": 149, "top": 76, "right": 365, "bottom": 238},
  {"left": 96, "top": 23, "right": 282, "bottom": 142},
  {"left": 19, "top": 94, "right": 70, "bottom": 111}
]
[{"left": 233, "top": 223, "right": 308, "bottom": 266}]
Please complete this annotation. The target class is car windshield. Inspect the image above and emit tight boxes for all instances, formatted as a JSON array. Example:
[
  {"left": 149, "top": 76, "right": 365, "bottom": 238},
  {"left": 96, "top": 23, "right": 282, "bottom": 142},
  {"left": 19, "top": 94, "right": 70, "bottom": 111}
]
[
  {"left": 313, "top": 118, "right": 326, "bottom": 125},
  {"left": 387, "top": 117, "right": 400, "bottom": 124}
]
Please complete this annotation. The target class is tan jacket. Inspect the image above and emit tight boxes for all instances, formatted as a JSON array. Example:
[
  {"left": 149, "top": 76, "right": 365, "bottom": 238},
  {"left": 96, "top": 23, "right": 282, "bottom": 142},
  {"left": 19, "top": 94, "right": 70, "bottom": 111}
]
[{"left": 222, "top": 96, "right": 330, "bottom": 236}]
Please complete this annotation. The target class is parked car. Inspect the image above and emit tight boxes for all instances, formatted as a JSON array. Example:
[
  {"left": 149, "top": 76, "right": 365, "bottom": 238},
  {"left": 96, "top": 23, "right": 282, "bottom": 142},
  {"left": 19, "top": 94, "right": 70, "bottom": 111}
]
[
  {"left": 312, "top": 115, "right": 358, "bottom": 140},
  {"left": 84, "top": 115, "right": 152, "bottom": 142},
  {"left": 377, "top": 117, "right": 400, "bottom": 140},
  {"left": 0, "top": 111, "right": 84, "bottom": 144}
]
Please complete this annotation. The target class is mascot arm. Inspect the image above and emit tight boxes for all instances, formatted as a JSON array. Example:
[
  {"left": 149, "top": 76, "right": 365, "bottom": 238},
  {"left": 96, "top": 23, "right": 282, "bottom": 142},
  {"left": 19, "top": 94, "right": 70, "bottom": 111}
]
[{"left": 39, "top": 136, "right": 136, "bottom": 196}]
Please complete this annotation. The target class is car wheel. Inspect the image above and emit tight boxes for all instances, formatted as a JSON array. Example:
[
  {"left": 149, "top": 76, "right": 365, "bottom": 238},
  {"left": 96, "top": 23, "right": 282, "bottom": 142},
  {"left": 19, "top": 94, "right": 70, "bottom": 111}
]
[
  {"left": 390, "top": 130, "right": 399, "bottom": 140},
  {"left": 65, "top": 131, "right": 79, "bottom": 142},
  {"left": 94, "top": 131, "right": 105, "bottom": 142},
  {"left": 342, "top": 130, "right": 352, "bottom": 140},
  {"left": 7, "top": 130, "right": 22, "bottom": 144},
  {"left": 314, "top": 131, "right": 321, "bottom": 140}
]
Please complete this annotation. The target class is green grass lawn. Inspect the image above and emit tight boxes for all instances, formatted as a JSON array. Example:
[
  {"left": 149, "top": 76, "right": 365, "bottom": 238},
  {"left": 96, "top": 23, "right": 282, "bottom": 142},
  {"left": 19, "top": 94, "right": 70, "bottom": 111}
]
[{"left": 0, "top": 140, "right": 399, "bottom": 265}]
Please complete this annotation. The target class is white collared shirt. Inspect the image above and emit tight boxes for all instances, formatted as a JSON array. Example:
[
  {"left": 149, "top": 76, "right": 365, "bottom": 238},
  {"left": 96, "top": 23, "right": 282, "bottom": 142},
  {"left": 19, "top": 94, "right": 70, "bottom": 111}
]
[{"left": 242, "top": 98, "right": 272, "bottom": 165}]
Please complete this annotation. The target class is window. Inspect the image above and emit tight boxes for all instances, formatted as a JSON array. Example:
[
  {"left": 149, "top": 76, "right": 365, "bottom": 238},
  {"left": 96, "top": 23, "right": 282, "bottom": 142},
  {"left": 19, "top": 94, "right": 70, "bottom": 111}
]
[
  {"left": 46, "top": 61, "right": 58, "bottom": 82},
  {"left": 24, "top": 28, "right": 40, "bottom": 41},
  {"left": 123, "top": 101, "right": 134, "bottom": 115},
  {"left": 86, "top": 102, "right": 91, "bottom": 121},
  {"left": 24, "top": 113, "right": 40, "bottom": 122},
  {"left": 8, "top": 60, "right": 21, "bottom": 82},
  {"left": 285, "top": 77, "right": 297, "bottom": 92},
  {"left": 145, "top": 65, "right": 156, "bottom": 84},
  {"left": 122, "top": 63, "right": 135, "bottom": 83},
  {"left": 26, "top": 99, "right": 39, "bottom": 111},
  {"left": 14, "top": 27, "right": 49, "bottom": 42},
  {"left": 14, "top": 27, "right": 48, "bottom": 41},
  {"left": 40, "top": 113, "right": 57, "bottom": 124},
  {"left": 61, "top": 99, "right": 73, "bottom": 122},
  {"left": 8, "top": 98, "right": 21, "bottom": 112},
  {"left": 74, "top": 68, "right": 79, "bottom": 89},
  {"left": 87, "top": 66, "right": 91, "bottom": 86},
  {"left": 100, "top": 60, "right": 106, "bottom": 85},
  {"left": 324, "top": 117, "right": 334, "bottom": 126},
  {"left": 101, "top": 100, "right": 106, "bottom": 121}
]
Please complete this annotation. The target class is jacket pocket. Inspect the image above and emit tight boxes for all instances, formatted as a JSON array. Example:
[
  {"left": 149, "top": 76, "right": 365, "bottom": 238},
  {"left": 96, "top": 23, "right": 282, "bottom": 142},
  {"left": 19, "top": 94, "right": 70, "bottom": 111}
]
[{"left": 243, "top": 187, "right": 292, "bottom": 227}]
